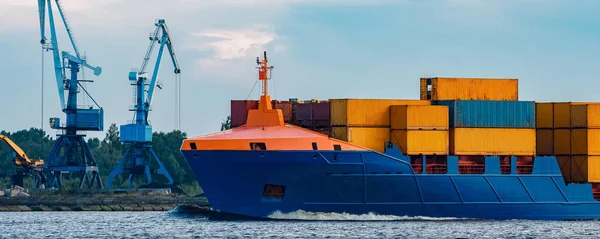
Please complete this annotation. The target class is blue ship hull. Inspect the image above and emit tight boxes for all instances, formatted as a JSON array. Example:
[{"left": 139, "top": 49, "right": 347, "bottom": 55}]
[{"left": 181, "top": 145, "right": 600, "bottom": 220}]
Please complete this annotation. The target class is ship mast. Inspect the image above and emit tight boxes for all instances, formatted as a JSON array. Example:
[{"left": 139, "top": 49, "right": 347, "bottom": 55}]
[
  {"left": 256, "top": 51, "right": 274, "bottom": 110},
  {"left": 245, "top": 51, "right": 284, "bottom": 127}
]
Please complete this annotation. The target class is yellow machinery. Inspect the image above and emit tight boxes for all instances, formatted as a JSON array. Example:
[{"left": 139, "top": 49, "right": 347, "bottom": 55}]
[{"left": 0, "top": 134, "right": 45, "bottom": 188}]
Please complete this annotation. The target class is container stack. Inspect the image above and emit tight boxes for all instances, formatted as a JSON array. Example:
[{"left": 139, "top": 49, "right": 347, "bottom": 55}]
[
  {"left": 291, "top": 100, "right": 331, "bottom": 136},
  {"left": 435, "top": 100, "right": 536, "bottom": 156},
  {"left": 389, "top": 105, "right": 449, "bottom": 155},
  {"left": 329, "top": 99, "right": 430, "bottom": 152},
  {"left": 536, "top": 102, "right": 600, "bottom": 183}
]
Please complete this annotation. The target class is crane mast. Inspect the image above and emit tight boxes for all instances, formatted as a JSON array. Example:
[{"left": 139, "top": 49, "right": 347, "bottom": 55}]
[
  {"left": 38, "top": 0, "right": 104, "bottom": 189},
  {"left": 106, "top": 19, "right": 180, "bottom": 189}
]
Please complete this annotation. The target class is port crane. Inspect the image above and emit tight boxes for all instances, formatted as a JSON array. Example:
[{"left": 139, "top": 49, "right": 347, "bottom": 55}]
[
  {"left": 38, "top": 0, "right": 104, "bottom": 189},
  {"left": 0, "top": 135, "right": 46, "bottom": 189},
  {"left": 106, "top": 19, "right": 179, "bottom": 189}
]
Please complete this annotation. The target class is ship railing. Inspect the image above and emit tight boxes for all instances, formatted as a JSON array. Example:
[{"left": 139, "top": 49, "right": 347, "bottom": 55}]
[
  {"left": 458, "top": 165, "right": 485, "bottom": 174},
  {"left": 500, "top": 165, "right": 511, "bottom": 174},
  {"left": 411, "top": 164, "right": 423, "bottom": 174},
  {"left": 426, "top": 164, "right": 447, "bottom": 174},
  {"left": 517, "top": 165, "right": 533, "bottom": 174}
]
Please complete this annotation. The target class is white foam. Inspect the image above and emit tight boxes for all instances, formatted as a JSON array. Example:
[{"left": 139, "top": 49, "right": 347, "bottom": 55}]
[{"left": 267, "top": 210, "right": 468, "bottom": 221}]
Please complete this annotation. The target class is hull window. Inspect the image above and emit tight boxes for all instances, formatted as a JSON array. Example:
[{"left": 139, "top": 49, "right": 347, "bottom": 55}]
[
  {"left": 426, "top": 155, "right": 447, "bottom": 174},
  {"left": 458, "top": 156, "right": 485, "bottom": 174},
  {"left": 262, "top": 184, "right": 286, "bottom": 202},
  {"left": 250, "top": 142, "right": 266, "bottom": 150},
  {"left": 312, "top": 142, "right": 318, "bottom": 150},
  {"left": 189, "top": 142, "right": 197, "bottom": 150},
  {"left": 517, "top": 156, "right": 534, "bottom": 174}
]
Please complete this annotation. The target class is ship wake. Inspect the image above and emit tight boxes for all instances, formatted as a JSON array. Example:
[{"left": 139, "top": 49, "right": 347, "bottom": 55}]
[{"left": 268, "top": 210, "right": 472, "bottom": 221}]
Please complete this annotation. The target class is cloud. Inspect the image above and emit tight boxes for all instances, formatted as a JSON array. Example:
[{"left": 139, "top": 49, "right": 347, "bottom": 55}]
[
  {"left": 190, "top": 26, "right": 279, "bottom": 73},
  {"left": 192, "top": 26, "right": 277, "bottom": 60}
]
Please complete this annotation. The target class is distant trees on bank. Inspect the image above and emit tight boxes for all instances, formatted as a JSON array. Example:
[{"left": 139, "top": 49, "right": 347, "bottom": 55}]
[{"left": 0, "top": 124, "right": 202, "bottom": 195}]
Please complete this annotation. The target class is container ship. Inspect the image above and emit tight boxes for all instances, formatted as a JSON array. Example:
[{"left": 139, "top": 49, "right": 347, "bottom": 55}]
[{"left": 181, "top": 51, "right": 600, "bottom": 220}]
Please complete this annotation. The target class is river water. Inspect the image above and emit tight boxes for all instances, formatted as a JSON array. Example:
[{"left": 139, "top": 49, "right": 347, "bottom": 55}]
[{"left": 0, "top": 207, "right": 599, "bottom": 238}]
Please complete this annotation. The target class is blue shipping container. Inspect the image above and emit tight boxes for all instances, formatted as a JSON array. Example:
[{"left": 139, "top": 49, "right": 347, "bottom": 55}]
[
  {"left": 75, "top": 108, "right": 104, "bottom": 131},
  {"left": 434, "top": 100, "right": 535, "bottom": 128}
]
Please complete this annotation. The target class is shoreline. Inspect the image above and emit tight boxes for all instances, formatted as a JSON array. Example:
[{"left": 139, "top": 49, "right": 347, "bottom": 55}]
[{"left": 0, "top": 195, "right": 210, "bottom": 212}]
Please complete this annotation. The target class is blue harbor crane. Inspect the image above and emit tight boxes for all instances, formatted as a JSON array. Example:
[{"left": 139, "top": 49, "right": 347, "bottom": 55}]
[
  {"left": 38, "top": 0, "right": 104, "bottom": 189},
  {"left": 106, "top": 19, "right": 180, "bottom": 189}
]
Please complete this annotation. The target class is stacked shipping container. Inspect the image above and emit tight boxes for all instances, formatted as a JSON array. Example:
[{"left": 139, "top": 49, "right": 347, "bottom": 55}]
[
  {"left": 389, "top": 105, "right": 449, "bottom": 155},
  {"left": 329, "top": 99, "right": 431, "bottom": 153},
  {"left": 536, "top": 102, "right": 600, "bottom": 183},
  {"left": 432, "top": 97, "right": 535, "bottom": 155},
  {"left": 291, "top": 101, "right": 330, "bottom": 136},
  {"left": 229, "top": 77, "right": 600, "bottom": 183}
]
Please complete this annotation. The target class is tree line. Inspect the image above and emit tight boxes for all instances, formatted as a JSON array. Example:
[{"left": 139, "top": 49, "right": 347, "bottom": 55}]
[{"left": 0, "top": 124, "right": 202, "bottom": 195}]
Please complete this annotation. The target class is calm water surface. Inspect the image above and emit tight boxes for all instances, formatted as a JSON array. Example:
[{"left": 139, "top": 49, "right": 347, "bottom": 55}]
[{"left": 0, "top": 208, "right": 599, "bottom": 238}]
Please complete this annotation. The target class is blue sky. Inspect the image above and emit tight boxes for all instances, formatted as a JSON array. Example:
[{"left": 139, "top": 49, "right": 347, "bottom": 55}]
[{"left": 0, "top": 0, "right": 599, "bottom": 139}]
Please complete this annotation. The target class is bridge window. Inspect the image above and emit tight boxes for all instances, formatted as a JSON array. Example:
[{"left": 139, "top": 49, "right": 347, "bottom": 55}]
[
  {"left": 250, "top": 142, "right": 266, "bottom": 150},
  {"left": 426, "top": 155, "right": 447, "bottom": 174},
  {"left": 410, "top": 156, "right": 423, "bottom": 174},
  {"left": 500, "top": 156, "right": 511, "bottom": 174},
  {"left": 517, "top": 156, "right": 534, "bottom": 174},
  {"left": 458, "top": 156, "right": 485, "bottom": 174}
]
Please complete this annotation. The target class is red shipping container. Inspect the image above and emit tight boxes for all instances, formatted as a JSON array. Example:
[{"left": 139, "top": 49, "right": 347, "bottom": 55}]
[
  {"left": 230, "top": 100, "right": 258, "bottom": 127},
  {"left": 313, "top": 102, "right": 330, "bottom": 121},
  {"left": 272, "top": 100, "right": 292, "bottom": 123},
  {"left": 293, "top": 103, "right": 313, "bottom": 122}
]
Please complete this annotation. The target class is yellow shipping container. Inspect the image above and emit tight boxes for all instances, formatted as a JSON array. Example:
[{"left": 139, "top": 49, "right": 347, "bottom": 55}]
[
  {"left": 390, "top": 105, "right": 449, "bottom": 130},
  {"left": 450, "top": 128, "right": 535, "bottom": 155},
  {"left": 420, "top": 77, "right": 518, "bottom": 101},
  {"left": 553, "top": 103, "right": 571, "bottom": 129},
  {"left": 536, "top": 103, "right": 553, "bottom": 129},
  {"left": 331, "top": 127, "right": 390, "bottom": 153},
  {"left": 571, "top": 129, "right": 600, "bottom": 155},
  {"left": 553, "top": 129, "right": 571, "bottom": 155},
  {"left": 390, "top": 130, "right": 448, "bottom": 155},
  {"left": 536, "top": 129, "right": 554, "bottom": 155},
  {"left": 571, "top": 104, "right": 600, "bottom": 128},
  {"left": 330, "top": 99, "right": 431, "bottom": 127},
  {"left": 556, "top": 156, "right": 600, "bottom": 183}
]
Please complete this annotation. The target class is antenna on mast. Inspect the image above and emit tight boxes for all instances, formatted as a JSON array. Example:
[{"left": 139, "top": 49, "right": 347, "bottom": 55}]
[{"left": 257, "top": 51, "right": 274, "bottom": 98}]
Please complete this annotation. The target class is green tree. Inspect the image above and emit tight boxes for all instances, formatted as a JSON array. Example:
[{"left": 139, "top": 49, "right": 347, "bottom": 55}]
[
  {"left": 103, "top": 123, "right": 122, "bottom": 152},
  {"left": 0, "top": 125, "right": 203, "bottom": 193},
  {"left": 221, "top": 115, "right": 231, "bottom": 131}
]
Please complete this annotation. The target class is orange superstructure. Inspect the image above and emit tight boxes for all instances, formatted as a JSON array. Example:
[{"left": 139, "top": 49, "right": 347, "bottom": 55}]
[{"left": 181, "top": 51, "right": 368, "bottom": 152}]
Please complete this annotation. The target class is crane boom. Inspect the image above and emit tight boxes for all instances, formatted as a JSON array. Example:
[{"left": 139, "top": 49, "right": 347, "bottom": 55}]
[
  {"left": 0, "top": 135, "right": 44, "bottom": 169},
  {"left": 142, "top": 19, "right": 180, "bottom": 107},
  {"left": 38, "top": 0, "right": 102, "bottom": 110}
]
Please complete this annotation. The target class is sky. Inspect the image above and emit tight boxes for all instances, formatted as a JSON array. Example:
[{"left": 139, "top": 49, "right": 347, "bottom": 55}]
[{"left": 0, "top": 0, "right": 599, "bottom": 139}]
